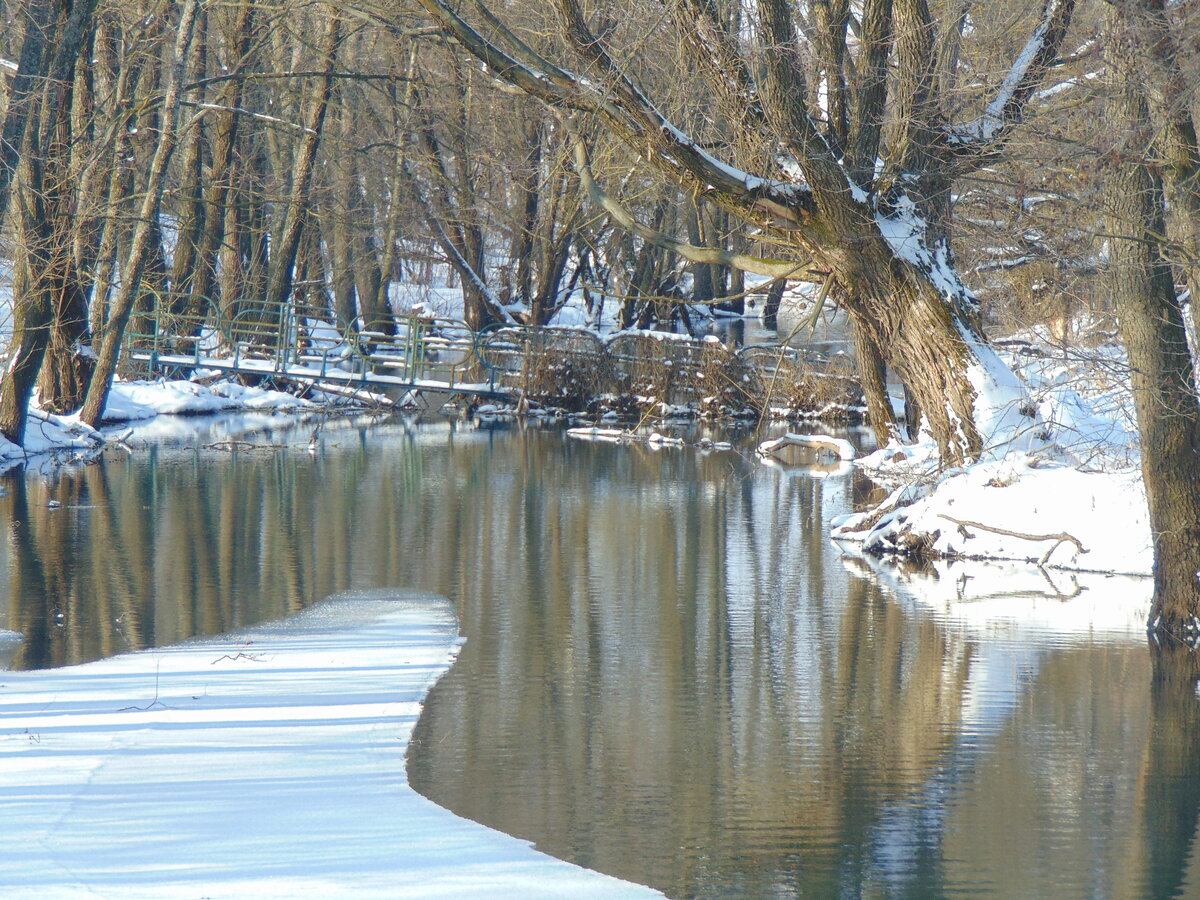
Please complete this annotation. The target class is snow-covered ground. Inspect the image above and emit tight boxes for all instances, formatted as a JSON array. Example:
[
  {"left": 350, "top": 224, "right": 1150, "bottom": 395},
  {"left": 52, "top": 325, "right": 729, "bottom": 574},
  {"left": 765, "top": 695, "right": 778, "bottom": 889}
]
[
  {"left": 829, "top": 338, "right": 1159, "bottom": 580},
  {"left": 0, "top": 589, "right": 661, "bottom": 899},
  {"left": 0, "top": 377, "right": 317, "bottom": 474}
]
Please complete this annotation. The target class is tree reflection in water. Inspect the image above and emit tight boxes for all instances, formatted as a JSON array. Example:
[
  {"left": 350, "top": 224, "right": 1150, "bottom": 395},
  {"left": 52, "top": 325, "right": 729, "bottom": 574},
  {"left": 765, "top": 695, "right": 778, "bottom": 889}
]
[{"left": 1, "top": 418, "right": 1197, "bottom": 897}]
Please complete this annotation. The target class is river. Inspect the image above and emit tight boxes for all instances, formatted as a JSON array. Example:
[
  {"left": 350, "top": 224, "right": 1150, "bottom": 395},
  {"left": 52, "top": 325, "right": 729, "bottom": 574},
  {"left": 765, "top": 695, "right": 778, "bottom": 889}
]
[{"left": 1, "top": 415, "right": 1196, "bottom": 898}]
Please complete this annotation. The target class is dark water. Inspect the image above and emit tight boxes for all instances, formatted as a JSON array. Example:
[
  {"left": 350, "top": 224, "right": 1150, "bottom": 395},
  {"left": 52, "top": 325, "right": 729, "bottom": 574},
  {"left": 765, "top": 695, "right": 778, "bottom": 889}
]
[{"left": 2, "top": 417, "right": 1197, "bottom": 898}]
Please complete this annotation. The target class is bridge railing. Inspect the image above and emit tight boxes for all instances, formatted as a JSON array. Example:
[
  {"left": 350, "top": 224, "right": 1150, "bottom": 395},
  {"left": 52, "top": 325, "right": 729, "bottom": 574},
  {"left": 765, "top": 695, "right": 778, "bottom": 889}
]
[
  {"left": 122, "top": 293, "right": 227, "bottom": 372},
  {"left": 124, "top": 293, "right": 498, "bottom": 391},
  {"left": 474, "top": 325, "right": 860, "bottom": 411},
  {"left": 122, "top": 296, "right": 859, "bottom": 410}
]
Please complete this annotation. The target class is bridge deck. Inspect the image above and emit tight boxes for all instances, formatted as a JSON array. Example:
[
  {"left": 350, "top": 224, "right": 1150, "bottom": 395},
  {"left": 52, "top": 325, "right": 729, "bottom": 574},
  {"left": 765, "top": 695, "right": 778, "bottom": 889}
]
[{"left": 127, "top": 350, "right": 504, "bottom": 399}]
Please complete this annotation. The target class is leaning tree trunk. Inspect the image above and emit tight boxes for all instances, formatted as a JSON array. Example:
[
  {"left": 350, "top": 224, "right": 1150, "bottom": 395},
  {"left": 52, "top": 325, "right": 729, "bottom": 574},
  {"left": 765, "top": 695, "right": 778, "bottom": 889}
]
[
  {"left": 849, "top": 312, "right": 896, "bottom": 447},
  {"left": 827, "top": 231, "right": 1012, "bottom": 464},
  {"left": 80, "top": 0, "right": 201, "bottom": 428},
  {"left": 262, "top": 12, "right": 339, "bottom": 313},
  {"left": 1106, "top": 75, "right": 1200, "bottom": 644}
]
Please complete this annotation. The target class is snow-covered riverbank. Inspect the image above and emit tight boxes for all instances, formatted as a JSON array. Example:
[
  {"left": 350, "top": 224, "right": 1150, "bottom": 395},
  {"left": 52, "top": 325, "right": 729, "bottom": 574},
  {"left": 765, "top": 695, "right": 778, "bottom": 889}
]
[
  {"left": 0, "top": 377, "right": 317, "bottom": 473},
  {"left": 0, "top": 590, "right": 661, "bottom": 898}
]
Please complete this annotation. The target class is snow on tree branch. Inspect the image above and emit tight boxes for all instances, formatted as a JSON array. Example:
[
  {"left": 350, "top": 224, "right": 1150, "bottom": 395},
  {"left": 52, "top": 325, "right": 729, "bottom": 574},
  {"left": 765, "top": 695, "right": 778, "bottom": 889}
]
[{"left": 944, "top": 0, "right": 1077, "bottom": 149}]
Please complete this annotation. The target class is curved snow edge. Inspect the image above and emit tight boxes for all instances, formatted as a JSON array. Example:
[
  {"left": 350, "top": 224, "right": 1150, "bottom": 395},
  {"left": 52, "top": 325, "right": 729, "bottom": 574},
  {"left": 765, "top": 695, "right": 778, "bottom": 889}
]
[{"left": 0, "top": 589, "right": 662, "bottom": 898}]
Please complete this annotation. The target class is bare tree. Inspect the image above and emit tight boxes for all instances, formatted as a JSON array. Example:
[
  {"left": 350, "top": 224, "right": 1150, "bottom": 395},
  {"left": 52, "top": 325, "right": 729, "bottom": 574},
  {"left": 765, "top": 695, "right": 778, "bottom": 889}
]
[
  {"left": 80, "top": 0, "right": 202, "bottom": 427},
  {"left": 411, "top": 0, "right": 1078, "bottom": 463},
  {"left": 262, "top": 8, "right": 341, "bottom": 313},
  {"left": 0, "top": 0, "right": 101, "bottom": 444}
]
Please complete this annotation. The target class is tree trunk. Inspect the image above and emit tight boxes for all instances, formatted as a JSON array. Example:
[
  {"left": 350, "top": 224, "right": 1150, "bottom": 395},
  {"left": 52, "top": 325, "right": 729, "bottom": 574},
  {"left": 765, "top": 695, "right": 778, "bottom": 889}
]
[
  {"left": 0, "top": 0, "right": 56, "bottom": 226},
  {"left": 762, "top": 278, "right": 784, "bottom": 326},
  {"left": 1105, "top": 74, "right": 1200, "bottom": 643},
  {"left": 0, "top": 0, "right": 101, "bottom": 445},
  {"left": 350, "top": 163, "right": 389, "bottom": 335},
  {"left": 80, "top": 0, "right": 201, "bottom": 427},
  {"left": 511, "top": 115, "right": 541, "bottom": 309},
  {"left": 687, "top": 200, "right": 714, "bottom": 305},
  {"left": 189, "top": 1, "right": 256, "bottom": 322},
  {"left": 37, "top": 38, "right": 96, "bottom": 413},
  {"left": 1111, "top": 0, "right": 1200, "bottom": 348},
  {"left": 830, "top": 236, "right": 1011, "bottom": 463},
  {"left": 850, "top": 315, "right": 895, "bottom": 447},
  {"left": 327, "top": 194, "right": 358, "bottom": 330},
  {"left": 262, "top": 12, "right": 340, "bottom": 313},
  {"left": 169, "top": 8, "right": 208, "bottom": 312},
  {"left": 36, "top": 256, "right": 94, "bottom": 414}
]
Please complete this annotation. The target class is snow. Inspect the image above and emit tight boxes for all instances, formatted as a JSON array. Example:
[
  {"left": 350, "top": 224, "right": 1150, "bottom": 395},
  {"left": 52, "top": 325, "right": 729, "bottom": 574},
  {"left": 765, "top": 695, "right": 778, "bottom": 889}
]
[
  {"left": 945, "top": 0, "right": 1070, "bottom": 145},
  {"left": 0, "top": 590, "right": 661, "bottom": 899},
  {"left": 0, "top": 377, "right": 324, "bottom": 471},
  {"left": 568, "top": 426, "right": 627, "bottom": 442},
  {"left": 834, "top": 337, "right": 1158, "bottom": 579},
  {"left": 4, "top": 409, "right": 104, "bottom": 458},
  {"left": 873, "top": 192, "right": 1033, "bottom": 456},
  {"left": 835, "top": 452, "right": 1152, "bottom": 574},
  {"left": 104, "top": 378, "right": 314, "bottom": 421},
  {"left": 758, "top": 432, "right": 855, "bottom": 461}
]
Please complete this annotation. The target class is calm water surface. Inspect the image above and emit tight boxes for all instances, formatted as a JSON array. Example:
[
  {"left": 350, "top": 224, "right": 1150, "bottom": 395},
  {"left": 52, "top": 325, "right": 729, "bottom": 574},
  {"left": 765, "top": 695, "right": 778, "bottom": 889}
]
[{"left": 1, "top": 416, "right": 1197, "bottom": 898}]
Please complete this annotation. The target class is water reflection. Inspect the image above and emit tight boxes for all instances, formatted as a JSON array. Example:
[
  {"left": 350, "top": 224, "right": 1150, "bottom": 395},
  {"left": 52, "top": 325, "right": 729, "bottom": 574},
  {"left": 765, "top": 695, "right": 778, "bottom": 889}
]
[{"left": 1, "top": 419, "right": 1197, "bottom": 897}]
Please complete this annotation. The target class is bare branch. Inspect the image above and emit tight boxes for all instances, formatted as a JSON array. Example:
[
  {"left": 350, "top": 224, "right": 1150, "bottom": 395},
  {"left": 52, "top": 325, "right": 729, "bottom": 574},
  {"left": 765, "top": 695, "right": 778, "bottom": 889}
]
[
  {"left": 569, "top": 127, "right": 811, "bottom": 281},
  {"left": 937, "top": 514, "right": 1087, "bottom": 566},
  {"left": 943, "top": 0, "right": 1078, "bottom": 154}
]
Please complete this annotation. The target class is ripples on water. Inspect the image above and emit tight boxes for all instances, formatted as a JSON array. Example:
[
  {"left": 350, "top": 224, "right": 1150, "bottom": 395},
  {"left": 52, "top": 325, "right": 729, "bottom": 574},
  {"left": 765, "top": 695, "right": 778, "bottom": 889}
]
[{"left": 1, "top": 416, "right": 1197, "bottom": 898}]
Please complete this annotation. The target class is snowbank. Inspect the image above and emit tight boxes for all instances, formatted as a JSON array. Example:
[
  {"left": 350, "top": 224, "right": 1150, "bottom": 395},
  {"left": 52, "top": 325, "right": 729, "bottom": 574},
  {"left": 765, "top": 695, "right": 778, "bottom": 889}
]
[
  {"left": 0, "top": 378, "right": 317, "bottom": 471},
  {"left": 105, "top": 377, "right": 315, "bottom": 421},
  {"left": 834, "top": 452, "right": 1152, "bottom": 574},
  {"left": 831, "top": 338, "right": 1157, "bottom": 577},
  {"left": 0, "top": 590, "right": 661, "bottom": 899},
  {"left": 3, "top": 408, "right": 105, "bottom": 457}
]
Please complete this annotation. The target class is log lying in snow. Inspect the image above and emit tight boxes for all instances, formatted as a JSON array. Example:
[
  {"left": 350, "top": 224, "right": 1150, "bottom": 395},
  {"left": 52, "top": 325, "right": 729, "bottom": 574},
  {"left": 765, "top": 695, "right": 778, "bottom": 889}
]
[
  {"left": 937, "top": 514, "right": 1087, "bottom": 567},
  {"left": 757, "top": 433, "right": 856, "bottom": 465}
]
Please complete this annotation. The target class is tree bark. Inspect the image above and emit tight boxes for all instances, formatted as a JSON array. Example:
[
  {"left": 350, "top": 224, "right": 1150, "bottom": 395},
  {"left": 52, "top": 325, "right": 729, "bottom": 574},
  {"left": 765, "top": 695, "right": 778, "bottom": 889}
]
[
  {"left": 80, "top": 0, "right": 201, "bottom": 427},
  {"left": 188, "top": 1, "right": 256, "bottom": 322},
  {"left": 262, "top": 11, "right": 340, "bottom": 313},
  {"left": 169, "top": 7, "right": 208, "bottom": 312},
  {"left": 0, "top": 0, "right": 56, "bottom": 226},
  {"left": 1104, "top": 65, "right": 1200, "bottom": 643},
  {"left": 0, "top": 0, "right": 101, "bottom": 445}
]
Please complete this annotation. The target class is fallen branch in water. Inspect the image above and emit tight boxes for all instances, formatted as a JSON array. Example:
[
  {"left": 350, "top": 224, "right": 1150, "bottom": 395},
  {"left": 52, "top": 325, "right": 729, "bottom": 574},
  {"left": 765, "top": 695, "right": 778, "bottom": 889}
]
[
  {"left": 937, "top": 514, "right": 1087, "bottom": 566},
  {"left": 204, "top": 440, "right": 287, "bottom": 451}
]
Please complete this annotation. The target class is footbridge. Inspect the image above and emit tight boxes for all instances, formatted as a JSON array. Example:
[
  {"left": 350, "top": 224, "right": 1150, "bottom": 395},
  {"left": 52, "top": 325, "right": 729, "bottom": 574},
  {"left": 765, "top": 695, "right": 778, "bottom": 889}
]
[{"left": 123, "top": 297, "right": 858, "bottom": 413}]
